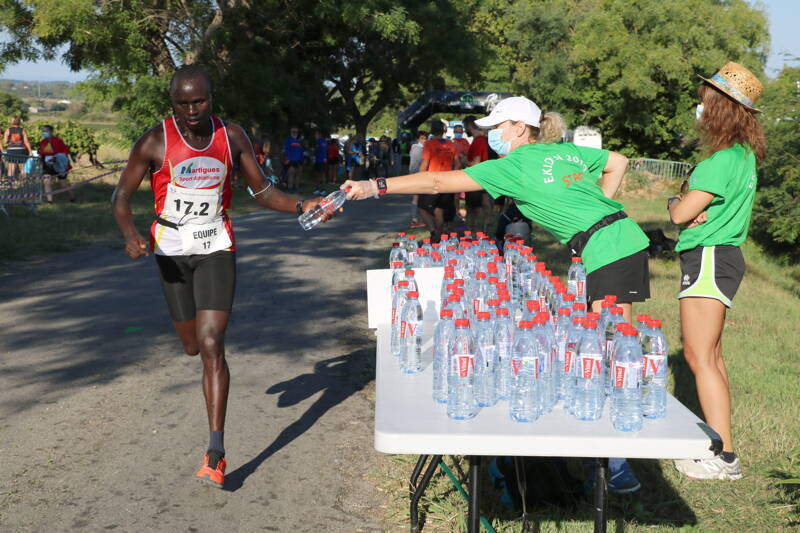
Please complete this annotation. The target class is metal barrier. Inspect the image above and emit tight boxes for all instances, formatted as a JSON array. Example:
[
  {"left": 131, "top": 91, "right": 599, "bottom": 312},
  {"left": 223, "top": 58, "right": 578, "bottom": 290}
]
[
  {"left": 0, "top": 153, "right": 43, "bottom": 215},
  {"left": 629, "top": 158, "right": 693, "bottom": 182}
]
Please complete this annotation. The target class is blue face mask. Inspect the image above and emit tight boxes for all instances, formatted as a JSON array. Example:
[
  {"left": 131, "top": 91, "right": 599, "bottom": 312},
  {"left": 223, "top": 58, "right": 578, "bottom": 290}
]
[
  {"left": 454, "top": 133, "right": 463, "bottom": 139},
  {"left": 42, "top": 131, "right": 51, "bottom": 138},
  {"left": 488, "top": 128, "right": 511, "bottom": 156},
  {"left": 695, "top": 104, "right": 704, "bottom": 121}
]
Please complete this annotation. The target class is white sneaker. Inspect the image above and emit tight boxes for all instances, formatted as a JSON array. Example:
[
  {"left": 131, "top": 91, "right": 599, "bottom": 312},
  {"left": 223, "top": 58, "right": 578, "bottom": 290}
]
[{"left": 673, "top": 456, "right": 743, "bottom": 480}]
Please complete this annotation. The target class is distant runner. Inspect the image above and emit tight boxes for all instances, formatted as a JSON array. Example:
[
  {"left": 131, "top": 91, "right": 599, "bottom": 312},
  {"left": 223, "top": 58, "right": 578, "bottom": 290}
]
[{"left": 111, "top": 64, "right": 332, "bottom": 489}]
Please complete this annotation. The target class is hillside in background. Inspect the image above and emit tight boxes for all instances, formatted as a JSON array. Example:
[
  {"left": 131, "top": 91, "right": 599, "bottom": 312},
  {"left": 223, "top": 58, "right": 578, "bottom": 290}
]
[{"left": 0, "top": 79, "right": 78, "bottom": 100}]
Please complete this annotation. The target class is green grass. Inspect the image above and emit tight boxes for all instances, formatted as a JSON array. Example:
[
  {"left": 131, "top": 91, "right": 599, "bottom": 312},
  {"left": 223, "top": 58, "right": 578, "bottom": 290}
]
[{"left": 376, "top": 196, "right": 800, "bottom": 532}]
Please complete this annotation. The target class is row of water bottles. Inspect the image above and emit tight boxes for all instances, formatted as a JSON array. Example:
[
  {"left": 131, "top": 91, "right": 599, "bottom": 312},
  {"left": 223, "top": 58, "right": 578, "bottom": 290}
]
[{"left": 387, "top": 232, "right": 668, "bottom": 432}]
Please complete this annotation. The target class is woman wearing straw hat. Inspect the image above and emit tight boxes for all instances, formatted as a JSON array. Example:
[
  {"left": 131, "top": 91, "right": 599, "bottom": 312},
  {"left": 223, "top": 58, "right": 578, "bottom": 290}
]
[
  {"left": 669, "top": 62, "right": 765, "bottom": 480},
  {"left": 342, "top": 96, "right": 652, "bottom": 493}
]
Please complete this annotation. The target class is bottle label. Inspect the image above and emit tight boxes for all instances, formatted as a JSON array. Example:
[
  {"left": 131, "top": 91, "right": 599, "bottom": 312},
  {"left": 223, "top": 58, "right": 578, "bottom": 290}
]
[
  {"left": 643, "top": 352, "right": 667, "bottom": 378},
  {"left": 614, "top": 362, "right": 642, "bottom": 389},
  {"left": 579, "top": 354, "right": 602, "bottom": 379},
  {"left": 400, "top": 320, "right": 423, "bottom": 339},
  {"left": 564, "top": 350, "right": 574, "bottom": 373},
  {"left": 512, "top": 357, "right": 539, "bottom": 378},
  {"left": 391, "top": 307, "right": 396, "bottom": 325},
  {"left": 472, "top": 298, "right": 483, "bottom": 315},
  {"left": 457, "top": 354, "right": 475, "bottom": 377},
  {"left": 478, "top": 343, "right": 496, "bottom": 367},
  {"left": 577, "top": 280, "right": 585, "bottom": 297},
  {"left": 557, "top": 340, "right": 566, "bottom": 362}
]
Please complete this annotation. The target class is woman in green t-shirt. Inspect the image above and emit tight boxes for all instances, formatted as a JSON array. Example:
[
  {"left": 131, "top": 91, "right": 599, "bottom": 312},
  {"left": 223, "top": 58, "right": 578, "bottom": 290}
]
[
  {"left": 668, "top": 62, "right": 766, "bottom": 481},
  {"left": 343, "top": 96, "right": 650, "bottom": 322}
]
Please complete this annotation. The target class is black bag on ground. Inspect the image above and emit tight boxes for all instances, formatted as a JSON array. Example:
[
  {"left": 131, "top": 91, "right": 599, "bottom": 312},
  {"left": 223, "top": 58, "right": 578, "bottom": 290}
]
[{"left": 491, "top": 456, "right": 584, "bottom": 510}]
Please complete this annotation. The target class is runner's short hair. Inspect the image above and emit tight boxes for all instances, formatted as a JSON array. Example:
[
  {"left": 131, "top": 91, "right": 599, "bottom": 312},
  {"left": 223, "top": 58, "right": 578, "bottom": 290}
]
[
  {"left": 170, "top": 64, "right": 214, "bottom": 94},
  {"left": 430, "top": 120, "right": 445, "bottom": 136}
]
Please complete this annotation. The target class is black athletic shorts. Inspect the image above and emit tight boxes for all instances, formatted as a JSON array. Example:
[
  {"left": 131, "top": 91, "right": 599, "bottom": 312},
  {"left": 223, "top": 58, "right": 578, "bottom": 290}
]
[
  {"left": 586, "top": 249, "right": 650, "bottom": 304},
  {"left": 678, "top": 245, "right": 745, "bottom": 308},
  {"left": 465, "top": 191, "right": 486, "bottom": 208},
  {"left": 287, "top": 161, "right": 302, "bottom": 168},
  {"left": 418, "top": 193, "right": 456, "bottom": 216},
  {"left": 155, "top": 250, "right": 236, "bottom": 322},
  {"left": 328, "top": 156, "right": 339, "bottom": 165}
]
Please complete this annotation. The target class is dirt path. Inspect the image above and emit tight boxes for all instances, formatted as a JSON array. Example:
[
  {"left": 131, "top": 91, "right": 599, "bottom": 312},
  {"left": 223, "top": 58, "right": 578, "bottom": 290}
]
[{"left": 0, "top": 197, "right": 408, "bottom": 532}]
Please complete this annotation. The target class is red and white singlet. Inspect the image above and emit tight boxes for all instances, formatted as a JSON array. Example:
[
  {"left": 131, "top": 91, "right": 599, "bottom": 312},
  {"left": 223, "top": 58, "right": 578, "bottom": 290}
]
[{"left": 150, "top": 115, "right": 235, "bottom": 256}]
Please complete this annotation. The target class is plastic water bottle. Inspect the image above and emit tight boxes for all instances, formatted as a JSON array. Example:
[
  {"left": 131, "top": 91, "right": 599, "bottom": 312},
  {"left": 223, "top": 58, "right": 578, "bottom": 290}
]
[
  {"left": 404, "top": 269, "right": 418, "bottom": 293},
  {"left": 470, "top": 272, "right": 491, "bottom": 318},
  {"left": 403, "top": 235, "right": 418, "bottom": 265},
  {"left": 531, "top": 315, "right": 554, "bottom": 414},
  {"left": 521, "top": 299, "right": 540, "bottom": 322},
  {"left": 399, "top": 291, "right": 424, "bottom": 373},
  {"left": 562, "top": 316, "right": 584, "bottom": 413},
  {"left": 389, "top": 244, "right": 407, "bottom": 268},
  {"left": 414, "top": 248, "right": 432, "bottom": 268},
  {"left": 611, "top": 328, "right": 643, "bottom": 431},
  {"left": 571, "top": 302, "right": 587, "bottom": 318},
  {"left": 573, "top": 320, "right": 604, "bottom": 421},
  {"left": 390, "top": 280, "right": 410, "bottom": 357},
  {"left": 298, "top": 189, "right": 346, "bottom": 230},
  {"left": 603, "top": 307, "right": 625, "bottom": 396},
  {"left": 567, "top": 257, "right": 587, "bottom": 305},
  {"left": 390, "top": 260, "right": 405, "bottom": 292},
  {"left": 493, "top": 307, "right": 515, "bottom": 400},
  {"left": 432, "top": 308, "right": 455, "bottom": 404},
  {"left": 554, "top": 308, "right": 572, "bottom": 403},
  {"left": 510, "top": 321, "right": 540, "bottom": 422},
  {"left": 447, "top": 319, "right": 478, "bottom": 420},
  {"left": 474, "top": 312, "right": 497, "bottom": 407},
  {"left": 642, "top": 319, "right": 668, "bottom": 419}
]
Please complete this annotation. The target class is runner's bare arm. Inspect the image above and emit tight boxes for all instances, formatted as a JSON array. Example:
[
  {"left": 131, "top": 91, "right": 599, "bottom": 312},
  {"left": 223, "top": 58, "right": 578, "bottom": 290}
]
[
  {"left": 111, "top": 128, "right": 162, "bottom": 259},
  {"left": 22, "top": 130, "right": 32, "bottom": 153},
  {"left": 597, "top": 151, "right": 628, "bottom": 199},
  {"left": 668, "top": 190, "right": 715, "bottom": 225},
  {"left": 227, "top": 124, "right": 326, "bottom": 214},
  {"left": 342, "top": 170, "right": 483, "bottom": 200}
]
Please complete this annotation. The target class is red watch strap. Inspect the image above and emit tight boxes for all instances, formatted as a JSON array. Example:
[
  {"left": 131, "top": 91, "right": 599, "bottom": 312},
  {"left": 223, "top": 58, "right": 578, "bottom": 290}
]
[{"left": 376, "top": 177, "right": 387, "bottom": 195}]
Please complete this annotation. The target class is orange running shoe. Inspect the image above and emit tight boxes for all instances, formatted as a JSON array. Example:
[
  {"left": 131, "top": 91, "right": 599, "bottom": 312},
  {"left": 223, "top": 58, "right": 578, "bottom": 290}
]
[{"left": 195, "top": 451, "right": 226, "bottom": 488}]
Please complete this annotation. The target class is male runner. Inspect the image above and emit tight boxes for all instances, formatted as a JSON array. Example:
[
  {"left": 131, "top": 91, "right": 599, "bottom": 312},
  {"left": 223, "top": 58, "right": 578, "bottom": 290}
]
[
  {"left": 111, "top": 64, "right": 331, "bottom": 489},
  {"left": 417, "top": 120, "right": 461, "bottom": 241}
]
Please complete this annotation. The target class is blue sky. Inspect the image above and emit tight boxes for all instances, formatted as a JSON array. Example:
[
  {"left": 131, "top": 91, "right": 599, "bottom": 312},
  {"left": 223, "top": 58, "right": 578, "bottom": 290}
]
[{"left": 1, "top": 0, "right": 798, "bottom": 82}]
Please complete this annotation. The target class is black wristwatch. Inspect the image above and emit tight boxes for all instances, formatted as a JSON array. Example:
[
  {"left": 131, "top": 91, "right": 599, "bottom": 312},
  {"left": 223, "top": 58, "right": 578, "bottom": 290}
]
[{"left": 295, "top": 199, "right": 304, "bottom": 215}]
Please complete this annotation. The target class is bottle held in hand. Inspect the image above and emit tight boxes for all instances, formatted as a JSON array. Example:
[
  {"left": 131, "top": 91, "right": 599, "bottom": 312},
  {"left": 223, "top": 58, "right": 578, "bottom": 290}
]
[{"left": 298, "top": 190, "right": 346, "bottom": 230}]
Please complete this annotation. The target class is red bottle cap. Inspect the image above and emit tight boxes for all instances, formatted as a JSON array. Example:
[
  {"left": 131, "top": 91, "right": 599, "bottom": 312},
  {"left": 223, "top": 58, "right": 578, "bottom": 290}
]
[
  {"left": 476, "top": 272, "right": 487, "bottom": 279},
  {"left": 518, "top": 321, "right": 532, "bottom": 329},
  {"left": 488, "top": 276, "right": 499, "bottom": 284},
  {"left": 526, "top": 300, "right": 540, "bottom": 311},
  {"left": 611, "top": 307, "right": 624, "bottom": 315},
  {"left": 586, "top": 312, "right": 600, "bottom": 320},
  {"left": 455, "top": 318, "right": 470, "bottom": 327},
  {"left": 558, "top": 308, "right": 571, "bottom": 316},
  {"left": 477, "top": 312, "right": 491, "bottom": 320},
  {"left": 496, "top": 308, "right": 509, "bottom": 316},
  {"left": 391, "top": 261, "right": 403, "bottom": 268},
  {"left": 454, "top": 279, "right": 465, "bottom": 286},
  {"left": 636, "top": 314, "right": 651, "bottom": 323},
  {"left": 584, "top": 320, "right": 598, "bottom": 329},
  {"left": 573, "top": 302, "right": 586, "bottom": 311},
  {"left": 604, "top": 295, "right": 618, "bottom": 303},
  {"left": 488, "top": 299, "right": 500, "bottom": 307},
  {"left": 563, "top": 293, "right": 576, "bottom": 302},
  {"left": 440, "top": 308, "right": 454, "bottom": 318},
  {"left": 405, "top": 269, "right": 415, "bottom": 276},
  {"left": 407, "top": 291, "right": 419, "bottom": 298},
  {"left": 398, "top": 281, "right": 409, "bottom": 287},
  {"left": 454, "top": 287, "right": 465, "bottom": 296},
  {"left": 601, "top": 301, "right": 614, "bottom": 309},
  {"left": 571, "top": 257, "right": 582, "bottom": 262},
  {"left": 648, "top": 319, "right": 662, "bottom": 328},
  {"left": 447, "top": 294, "right": 459, "bottom": 302}
]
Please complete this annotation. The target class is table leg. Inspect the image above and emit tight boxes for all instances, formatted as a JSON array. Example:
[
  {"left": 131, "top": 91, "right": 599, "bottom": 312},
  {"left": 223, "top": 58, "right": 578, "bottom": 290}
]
[
  {"left": 410, "top": 454, "right": 442, "bottom": 533},
  {"left": 468, "top": 456, "right": 481, "bottom": 533},
  {"left": 593, "top": 457, "right": 608, "bottom": 533}
]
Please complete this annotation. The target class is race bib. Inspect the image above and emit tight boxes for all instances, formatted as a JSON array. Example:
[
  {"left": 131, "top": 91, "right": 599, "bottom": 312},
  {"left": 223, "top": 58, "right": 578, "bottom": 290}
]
[
  {"left": 164, "top": 183, "right": 221, "bottom": 225},
  {"left": 178, "top": 218, "right": 232, "bottom": 255}
]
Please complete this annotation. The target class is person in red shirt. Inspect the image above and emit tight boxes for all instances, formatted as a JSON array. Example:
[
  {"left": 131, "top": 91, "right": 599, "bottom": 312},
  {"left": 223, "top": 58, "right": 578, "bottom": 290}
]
[
  {"left": 463, "top": 115, "right": 492, "bottom": 231},
  {"left": 111, "top": 65, "right": 332, "bottom": 489},
  {"left": 417, "top": 120, "right": 461, "bottom": 241},
  {"left": 451, "top": 123, "right": 470, "bottom": 167},
  {"left": 39, "top": 125, "right": 75, "bottom": 202}
]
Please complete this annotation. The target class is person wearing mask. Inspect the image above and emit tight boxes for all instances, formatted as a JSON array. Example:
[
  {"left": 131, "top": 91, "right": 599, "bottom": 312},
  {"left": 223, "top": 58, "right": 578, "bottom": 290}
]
[
  {"left": 313, "top": 131, "right": 329, "bottom": 195},
  {"left": 39, "top": 125, "right": 75, "bottom": 203},
  {"left": 4, "top": 116, "right": 32, "bottom": 177},
  {"left": 342, "top": 97, "right": 650, "bottom": 493},
  {"left": 416, "top": 120, "right": 461, "bottom": 242},
  {"left": 283, "top": 127, "right": 304, "bottom": 192},
  {"left": 670, "top": 62, "right": 765, "bottom": 481}
]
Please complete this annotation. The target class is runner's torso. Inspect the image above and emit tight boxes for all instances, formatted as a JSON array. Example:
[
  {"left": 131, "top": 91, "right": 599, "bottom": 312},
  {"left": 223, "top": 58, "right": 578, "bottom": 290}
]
[
  {"left": 150, "top": 115, "right": 235, "bottom": 256},
  {"left": 6, "top": 127, "right": 25, "bottom": 149}
]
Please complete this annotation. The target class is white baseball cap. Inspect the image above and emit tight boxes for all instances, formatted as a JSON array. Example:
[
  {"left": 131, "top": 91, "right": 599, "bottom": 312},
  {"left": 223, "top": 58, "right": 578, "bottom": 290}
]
[{"left": 475, "top": 96, "right": 541, "bottom": 128}]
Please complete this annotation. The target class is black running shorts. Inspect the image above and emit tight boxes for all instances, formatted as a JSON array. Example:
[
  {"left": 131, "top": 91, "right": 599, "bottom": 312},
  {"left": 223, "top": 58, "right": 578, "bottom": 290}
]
[
  {"left": 678, "top": 245, "right": 745, "bottom": 308},
  {"left": 465, "top": 191, "right": 485, "bottom": 208},
  {"left": 155, "top": 250, "right": 236, "bottom": 322},
  {"left": 586, "top": 249, "right": 650, "bottom": 304},
  {"left": 418, "top": 193, "right": 456, "bottom": 215}
]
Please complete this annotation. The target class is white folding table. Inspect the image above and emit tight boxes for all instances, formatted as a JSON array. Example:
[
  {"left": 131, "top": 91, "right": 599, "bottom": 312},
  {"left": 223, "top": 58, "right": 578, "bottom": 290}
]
[{"left": 367, "top": 268, "right": 720, "bottom": 533}]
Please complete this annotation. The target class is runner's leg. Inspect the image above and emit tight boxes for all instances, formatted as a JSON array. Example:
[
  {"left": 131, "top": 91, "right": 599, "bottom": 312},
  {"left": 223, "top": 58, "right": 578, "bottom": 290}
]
[
  {"left": 173, "top": 320, "right": 199, "bottom": 355},
  {"left": 196, "top": 309, "right": 230, "bottom": 432}
]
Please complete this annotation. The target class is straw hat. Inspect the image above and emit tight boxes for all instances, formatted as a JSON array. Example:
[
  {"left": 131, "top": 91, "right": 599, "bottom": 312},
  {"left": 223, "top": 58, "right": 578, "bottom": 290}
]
[{"left": 699, "top": 61, "right": 763, "bottom": 113}]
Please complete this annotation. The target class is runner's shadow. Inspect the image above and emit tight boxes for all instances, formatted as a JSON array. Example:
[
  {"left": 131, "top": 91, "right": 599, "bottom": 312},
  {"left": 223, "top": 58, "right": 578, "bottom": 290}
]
[{"left": 223, "top": 348, "right": 373, "bottom": 492}]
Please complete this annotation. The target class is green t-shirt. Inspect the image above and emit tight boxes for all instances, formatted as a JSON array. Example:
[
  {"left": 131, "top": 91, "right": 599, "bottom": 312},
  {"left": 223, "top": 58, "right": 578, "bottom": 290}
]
[
  {"left": 464, "top": 143, "right": 649, "bottom": 273},
  {"left": 675, "top": 144, "right": 757, "bottom": 252}
]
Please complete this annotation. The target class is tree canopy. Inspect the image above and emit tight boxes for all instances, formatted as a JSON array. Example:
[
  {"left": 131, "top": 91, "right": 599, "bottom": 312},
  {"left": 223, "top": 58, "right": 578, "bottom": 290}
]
[{"left": 0, "top": 0, "right": 773, "bottom": 158}]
